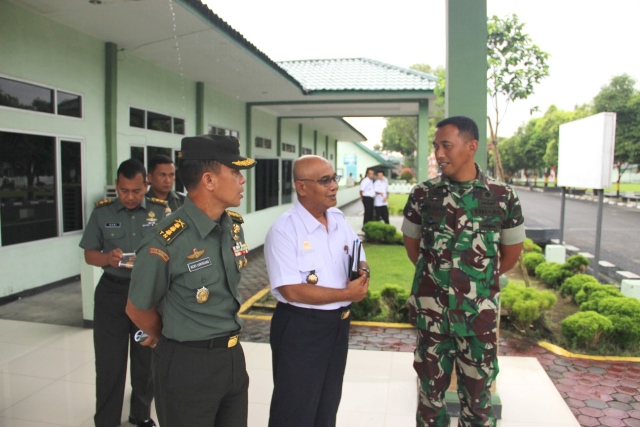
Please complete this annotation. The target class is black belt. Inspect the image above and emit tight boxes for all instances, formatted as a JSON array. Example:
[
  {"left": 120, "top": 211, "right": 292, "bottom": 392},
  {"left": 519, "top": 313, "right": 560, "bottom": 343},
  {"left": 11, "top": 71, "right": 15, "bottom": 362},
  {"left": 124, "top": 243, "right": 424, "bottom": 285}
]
[
  {"left": 277, "top": 302, "right": 351, "bottom": 321},
  {"left": 102, "top": 272, "right": 131, "bottom": 285},
  {"left": 168, "top": 331, "right": 241, "bottom": 349}
]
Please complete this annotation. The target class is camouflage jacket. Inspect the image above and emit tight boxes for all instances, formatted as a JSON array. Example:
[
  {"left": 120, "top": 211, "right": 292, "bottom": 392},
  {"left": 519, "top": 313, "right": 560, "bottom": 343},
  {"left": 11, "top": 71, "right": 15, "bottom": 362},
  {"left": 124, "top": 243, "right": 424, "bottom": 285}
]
[{"left": 401, "top": 165, "right": 525, "bottom": 336}]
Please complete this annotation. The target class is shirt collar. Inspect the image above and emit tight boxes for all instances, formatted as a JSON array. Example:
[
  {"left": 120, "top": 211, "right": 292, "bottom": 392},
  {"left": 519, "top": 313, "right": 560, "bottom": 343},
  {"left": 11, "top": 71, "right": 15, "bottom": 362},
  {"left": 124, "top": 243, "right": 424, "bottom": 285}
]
[
  {"left": 114, "top": 197, "right": 147, "bottom": 211},
  {"left": 435, "top": 163, "right": 490, "bottom": 191},
  {"left": 182, "top": 197, "right": 227, "bottom": 238},
  {"left": 294, "top": 201, "right": 337, "bottom": 233}
]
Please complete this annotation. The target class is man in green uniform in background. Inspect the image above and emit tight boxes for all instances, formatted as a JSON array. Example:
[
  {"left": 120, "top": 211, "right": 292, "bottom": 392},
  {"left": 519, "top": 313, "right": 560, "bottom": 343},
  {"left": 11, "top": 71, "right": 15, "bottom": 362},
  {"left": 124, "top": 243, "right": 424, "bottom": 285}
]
[
  {"left": 79, "top": 158, "right": 168, "bottom": 427},
  {"left": 126, "top": 134, "right": 256, "bottom": 427},
  {"left": 402, "top": 116, "right": 525, "bottom": 427},
  {"left": 146, "top": 154, "right": 185, "bottom": 213}
]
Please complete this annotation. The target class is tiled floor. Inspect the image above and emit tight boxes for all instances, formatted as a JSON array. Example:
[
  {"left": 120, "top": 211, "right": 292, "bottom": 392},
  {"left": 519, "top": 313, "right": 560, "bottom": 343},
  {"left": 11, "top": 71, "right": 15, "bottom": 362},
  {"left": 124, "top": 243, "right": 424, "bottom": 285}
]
[{"left": 0, "top": 319, "right": 579, "bottom": 427}]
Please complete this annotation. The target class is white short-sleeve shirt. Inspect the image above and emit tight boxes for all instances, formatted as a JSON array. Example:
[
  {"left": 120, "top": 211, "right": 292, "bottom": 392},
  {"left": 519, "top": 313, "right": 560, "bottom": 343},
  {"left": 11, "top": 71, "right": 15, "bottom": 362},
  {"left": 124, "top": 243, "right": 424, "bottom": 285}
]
[
  {"left": 264, "top": 201, "right": 366, "bottom": 310},
  {"left": 373, "top": 178, "right": 388, "bottom": 207}
]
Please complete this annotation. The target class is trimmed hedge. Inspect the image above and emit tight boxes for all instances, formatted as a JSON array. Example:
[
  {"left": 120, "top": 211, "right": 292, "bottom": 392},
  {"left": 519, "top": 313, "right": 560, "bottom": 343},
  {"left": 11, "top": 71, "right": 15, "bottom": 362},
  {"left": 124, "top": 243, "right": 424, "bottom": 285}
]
[
  {"left": 561, "top": 311, "right": 613, "bottom": 348},
  {"left": 362, "top": 222, "right": 403, "bottom": 244},
  {"left": 500, "top": 282, "right": 556, "bottom": 331},
  {"left": 559, "top": 274, "right": 599, "bottom": 300},
  {"left": 523, "top": 252, "right": 546, "bottom": 275}
]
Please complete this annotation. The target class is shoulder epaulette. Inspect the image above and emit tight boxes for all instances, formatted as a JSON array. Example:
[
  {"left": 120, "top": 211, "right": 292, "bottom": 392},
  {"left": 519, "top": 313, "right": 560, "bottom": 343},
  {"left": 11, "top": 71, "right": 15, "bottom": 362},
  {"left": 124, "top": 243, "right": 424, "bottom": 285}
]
[
  {"left": 226, "top": 210, "right": 244, "bottom": 223},
  {"left": 95, "top": 198, "right": 114, "bottom": 208},
  {"left": 148, "top": 197, "right": 168, "bottom": 206},
  {"left": 157, "top": 217, "right": 187, "bottom": 244}
]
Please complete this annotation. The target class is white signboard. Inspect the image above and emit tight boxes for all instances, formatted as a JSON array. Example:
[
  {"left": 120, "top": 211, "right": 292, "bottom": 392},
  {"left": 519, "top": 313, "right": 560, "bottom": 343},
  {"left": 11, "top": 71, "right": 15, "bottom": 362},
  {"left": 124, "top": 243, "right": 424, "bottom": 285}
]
[{"left": 557, "top": 112, "right": 616, "bottom": 189}]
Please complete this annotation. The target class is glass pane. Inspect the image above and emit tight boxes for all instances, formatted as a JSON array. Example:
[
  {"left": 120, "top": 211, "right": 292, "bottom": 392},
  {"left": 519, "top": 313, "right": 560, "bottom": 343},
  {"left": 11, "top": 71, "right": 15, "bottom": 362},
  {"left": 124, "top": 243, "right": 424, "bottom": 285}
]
[
  {"left": 0, "top": 77, "right": 53, "bottom": 113},
  {"left": 60, "top": 141, "right": 83, "bottom": 232},
  {"left": 130, "top": 146, "right": 144, "bottom": 164},
  {"left": 255, "top": 159, "right": 279, "bottom": 211},
  {"left": 130, "top": 108, "right": 145, "bottom": 128},
  {"left": 57, "top": 91, "right": 82, "bottom": 118},
  {"left": 282, "top": 160, "right": 293, "bottom": 204},
  {"left": 174, "top": 151, "right": 185, "bottom": 193},
  {"left": 147, "top": 111, "right": 172, "bottom": 133},
  {"left": 173, "top": 117, "right": 185, "bottom": 135},
  {"left": 0, "top": 131, "right": 56, "bottom": 246}
]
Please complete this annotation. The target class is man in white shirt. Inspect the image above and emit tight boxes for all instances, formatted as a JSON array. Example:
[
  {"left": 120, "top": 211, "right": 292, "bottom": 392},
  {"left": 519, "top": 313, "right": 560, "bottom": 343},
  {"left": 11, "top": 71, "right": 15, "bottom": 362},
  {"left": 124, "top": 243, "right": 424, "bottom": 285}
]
[
  {"left": 264, "top": 155, "right": 370, "bottom": 427},
  {"left": 359, "top": 168, "right": 375, "bottom": 226},
  {"left": 373, "top": 170, "right": 389, "bottom": 224}
]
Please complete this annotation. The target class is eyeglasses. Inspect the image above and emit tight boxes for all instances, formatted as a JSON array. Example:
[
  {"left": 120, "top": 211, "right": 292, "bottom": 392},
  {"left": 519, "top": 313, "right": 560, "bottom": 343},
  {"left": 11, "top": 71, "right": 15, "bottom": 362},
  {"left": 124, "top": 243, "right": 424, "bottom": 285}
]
[{"left": 296, "top": 174, "right": 342, "bottom": 187}]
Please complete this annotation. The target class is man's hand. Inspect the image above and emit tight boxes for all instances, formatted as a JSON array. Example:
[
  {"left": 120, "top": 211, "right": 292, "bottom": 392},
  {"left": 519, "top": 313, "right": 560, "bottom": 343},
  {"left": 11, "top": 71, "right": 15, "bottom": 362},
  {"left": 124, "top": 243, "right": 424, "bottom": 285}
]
[
  {"left": 346, "top": 274, "right": 369, "bottom": 303},
  {"left": 107, "top": 248, "right": 124, "bottom": 268}
]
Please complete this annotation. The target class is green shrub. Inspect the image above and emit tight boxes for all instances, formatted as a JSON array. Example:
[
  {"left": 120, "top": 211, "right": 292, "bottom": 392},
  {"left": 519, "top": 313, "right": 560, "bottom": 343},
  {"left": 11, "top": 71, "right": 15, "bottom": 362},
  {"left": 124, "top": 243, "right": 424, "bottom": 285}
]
[
  {"left": 362, "top": 222, "right": 399, "bottom": 244},
  {"left": 596, "top": 297, "right": 640, "bottom": 347},
  {"left": 399, "top": 167, "right": 414, "bottom": 182},
  {"left": 522, "top": 238, "right": 542, "bottom": 254},
  {"left": 351, "top": 290, "right": 382, "bottom": 321},
  {"left": 500, "top": 283, "right": 557, "bottom": 331},
  {"left": 564, "top": 254, "right": 590, "bottom": 274},
  {"left": 380, "top": 284, "right": 410, "bottom": 323},
  {"left": 579, "top": 290, "right": 623, "bottom": 311},
  {"left": 575, "top": 283, "right": 619, "bottom": 306},
  {"left": 559, "top": 274, "right": 599, "bottom": 299},
  {"left": 522, "top": 252, "right": 546, "bottom": 275},
  {"left": 534, "top": 262, "right": 571, "bottom": 288},
  {"left": 561, "top": 311, "right": 613, "bottom": 348}
]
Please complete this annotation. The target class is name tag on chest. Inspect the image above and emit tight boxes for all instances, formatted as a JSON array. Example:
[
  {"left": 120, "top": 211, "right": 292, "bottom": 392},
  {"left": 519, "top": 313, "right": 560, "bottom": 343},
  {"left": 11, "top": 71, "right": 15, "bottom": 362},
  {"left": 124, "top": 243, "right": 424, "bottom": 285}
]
[
  {"left": 187, "top": 257, "right": 212, "bottom": 272},
  {"left": 105, "top": 223, "right": 121, "bottom": 228}
]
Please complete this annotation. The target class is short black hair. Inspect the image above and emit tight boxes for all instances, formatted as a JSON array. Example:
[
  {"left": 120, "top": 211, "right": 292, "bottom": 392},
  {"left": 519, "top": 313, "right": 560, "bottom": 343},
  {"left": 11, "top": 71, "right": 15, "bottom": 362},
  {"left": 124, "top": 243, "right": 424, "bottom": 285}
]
[
  {"left": 117, "top": 159, "right": 146, "bottom": 181},
  {"left": 148, "top": 154, "right": 174, "bottom": 174},
  {"left": 178, "top": 160, "right": 221, "bottom": 191},
  {"left": 436, "top": 116, "right": 479, "bottom": 141}
]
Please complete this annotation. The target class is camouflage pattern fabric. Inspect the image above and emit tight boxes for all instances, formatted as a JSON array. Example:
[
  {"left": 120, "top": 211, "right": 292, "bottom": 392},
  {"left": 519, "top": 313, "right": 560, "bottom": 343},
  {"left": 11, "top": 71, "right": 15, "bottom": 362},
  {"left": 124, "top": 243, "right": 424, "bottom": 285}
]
[
  {"left": 414, "top": 330, "right": 499, "bottom": 427},
  {"left": 403, "top": 165, "right": 524, "bottom": 337}
]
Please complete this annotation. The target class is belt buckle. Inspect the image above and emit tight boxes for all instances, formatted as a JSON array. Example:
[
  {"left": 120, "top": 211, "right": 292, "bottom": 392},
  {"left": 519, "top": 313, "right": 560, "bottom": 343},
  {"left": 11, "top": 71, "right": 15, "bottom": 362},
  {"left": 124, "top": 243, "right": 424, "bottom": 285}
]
[
  {"left": 227, "top": 334, "right": 239, "bottom": 348},
  {"left": 341, "top": 309, "right": 350, "bottom": 320}
]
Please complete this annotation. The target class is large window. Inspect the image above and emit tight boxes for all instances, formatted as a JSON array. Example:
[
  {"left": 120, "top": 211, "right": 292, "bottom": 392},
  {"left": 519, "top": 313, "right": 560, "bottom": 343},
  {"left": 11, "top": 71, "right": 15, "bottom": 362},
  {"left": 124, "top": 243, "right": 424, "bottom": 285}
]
[
  {"left": 0, "top": 77, "right": 82, "bottom": 118},
  {"left": 282, "top": 160, "right": 293, "bottom": 204},
  {"left": 255, "top": 159, "right": 279, "bottom": 211},
  {"left": 0, "top": 131, "right": 83, "bottom": 247},
  {"left": 208, "top": 125, "right": 239, "bottom": 139},
  {"left": 129, "top": 107, "right": 185, "bottom": 135}
]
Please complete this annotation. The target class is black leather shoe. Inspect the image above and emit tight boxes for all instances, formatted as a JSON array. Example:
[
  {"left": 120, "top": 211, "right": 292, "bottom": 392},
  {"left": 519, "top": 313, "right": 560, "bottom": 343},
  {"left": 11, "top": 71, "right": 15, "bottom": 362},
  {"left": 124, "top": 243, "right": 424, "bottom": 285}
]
[{"left": 128, "top": 416, "right": 156, "bottom": 427}]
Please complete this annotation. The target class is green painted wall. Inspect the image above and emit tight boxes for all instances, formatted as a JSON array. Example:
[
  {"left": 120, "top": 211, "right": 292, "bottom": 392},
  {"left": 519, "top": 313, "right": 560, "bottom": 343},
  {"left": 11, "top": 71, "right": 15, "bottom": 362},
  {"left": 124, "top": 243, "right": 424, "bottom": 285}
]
[{"left": 0, "top": 2, "right": 105, "bottom": 296}]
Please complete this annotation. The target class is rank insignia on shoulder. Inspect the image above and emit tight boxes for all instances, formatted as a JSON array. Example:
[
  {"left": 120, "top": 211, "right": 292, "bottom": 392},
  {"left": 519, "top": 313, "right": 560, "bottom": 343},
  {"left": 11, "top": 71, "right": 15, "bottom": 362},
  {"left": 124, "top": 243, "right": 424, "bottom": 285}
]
[
  {"left": 232, "top": 223, "right": 241, "bottom": 234},
  {"left": 226, "top": 210, "right": 244, "bottom": 223},
  {"left": 158, "top": 218, "right": 187, "bottom": 244},
  {"left": 95, "top": 198, "right": 114, "bottom": 207},
  {"left": 148, "top": 197, "right": 168, "bottom": 206},
  {"left": 186, "top": 248, "right": 205, "bottom": 259}
]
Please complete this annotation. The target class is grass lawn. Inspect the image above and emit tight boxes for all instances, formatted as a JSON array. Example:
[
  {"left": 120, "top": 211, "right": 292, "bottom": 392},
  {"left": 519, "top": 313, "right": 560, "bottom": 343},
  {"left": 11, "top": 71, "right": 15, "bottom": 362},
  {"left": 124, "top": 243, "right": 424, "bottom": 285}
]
[
  {"left": 364, "top": 243, "right": 414, "bottom": 293},
  {"left": 387, "top": 193, "right": 410, "bottom": 215}
]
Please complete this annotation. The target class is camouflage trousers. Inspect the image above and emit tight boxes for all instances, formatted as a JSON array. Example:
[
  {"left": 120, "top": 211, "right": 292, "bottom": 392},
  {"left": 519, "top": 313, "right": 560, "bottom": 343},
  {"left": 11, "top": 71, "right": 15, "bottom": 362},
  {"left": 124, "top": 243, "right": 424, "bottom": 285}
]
[{"left": 413, "top": 329, "right": 499, "bottom": 427}]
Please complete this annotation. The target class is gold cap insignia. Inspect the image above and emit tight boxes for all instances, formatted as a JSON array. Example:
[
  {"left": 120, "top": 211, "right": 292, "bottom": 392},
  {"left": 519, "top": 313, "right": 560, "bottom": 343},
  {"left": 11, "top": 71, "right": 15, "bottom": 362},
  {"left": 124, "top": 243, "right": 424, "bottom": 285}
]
[{"left": 187, "top": 248, "right": 205, "bottom": 259}]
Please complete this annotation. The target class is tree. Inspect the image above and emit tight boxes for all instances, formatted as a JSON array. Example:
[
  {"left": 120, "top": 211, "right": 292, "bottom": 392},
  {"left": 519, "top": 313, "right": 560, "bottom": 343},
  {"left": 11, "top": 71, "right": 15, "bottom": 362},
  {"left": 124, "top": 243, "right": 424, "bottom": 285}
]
[
  {"left": 380, "top": 64, "right": 445, "bottom": 157},
  {"left": 487, "top": 14, "right": 550, "bottom": 180},
  {"left": 593, "top": 74, "right": 640, "bottom": 195}
]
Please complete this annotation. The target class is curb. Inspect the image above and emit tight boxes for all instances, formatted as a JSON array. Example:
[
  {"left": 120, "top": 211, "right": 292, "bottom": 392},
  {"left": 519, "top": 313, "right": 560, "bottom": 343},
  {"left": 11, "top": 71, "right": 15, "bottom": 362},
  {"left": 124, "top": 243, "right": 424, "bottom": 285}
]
[{"left": 538, "top": 341, "right": 640, "bottom": 362}]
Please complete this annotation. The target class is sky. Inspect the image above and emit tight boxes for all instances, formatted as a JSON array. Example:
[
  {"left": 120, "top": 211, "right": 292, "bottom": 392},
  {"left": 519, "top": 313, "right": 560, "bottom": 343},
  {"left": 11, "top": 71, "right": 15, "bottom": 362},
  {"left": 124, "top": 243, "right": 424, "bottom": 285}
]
[{"left": 202, "top": 0, "right": 640, "bottom": 147}]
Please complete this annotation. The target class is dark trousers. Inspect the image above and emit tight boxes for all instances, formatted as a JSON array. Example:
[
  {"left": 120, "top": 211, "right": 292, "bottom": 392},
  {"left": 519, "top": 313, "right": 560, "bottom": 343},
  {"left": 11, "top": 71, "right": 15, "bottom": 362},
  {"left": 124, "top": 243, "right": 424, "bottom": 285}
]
[
  {"left": 374, "top": 205, "right": 389, "bottom": 224},
  {"left": 269, "top": 303, "right": 350, "bottom": 427},
  {"left": 94, "top": 274, "right": 153, "bottom": 427},
  {"left": 153, "top": 337, "right": 249, "bottom": 427},
  {"left": 362, "top": 196, "right": 375, "bottom": 225}
]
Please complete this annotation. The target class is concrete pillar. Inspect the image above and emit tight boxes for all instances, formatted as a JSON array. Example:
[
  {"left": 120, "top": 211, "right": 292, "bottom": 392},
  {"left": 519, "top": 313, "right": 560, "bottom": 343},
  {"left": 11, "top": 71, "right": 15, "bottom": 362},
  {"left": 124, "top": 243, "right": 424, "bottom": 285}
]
[
  {"left": 446, "top": 0, "right": 488, "bottom": 170},
  {"left": 416, "top": 99, "right": 430, "bottom": 182}
]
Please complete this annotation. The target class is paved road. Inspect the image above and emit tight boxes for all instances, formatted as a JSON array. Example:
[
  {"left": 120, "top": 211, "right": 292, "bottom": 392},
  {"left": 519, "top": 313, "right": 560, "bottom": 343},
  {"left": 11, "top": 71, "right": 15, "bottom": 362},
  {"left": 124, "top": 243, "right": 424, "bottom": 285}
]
[{"left": 516, "top": 188, "right": 640, "bottom": 275}]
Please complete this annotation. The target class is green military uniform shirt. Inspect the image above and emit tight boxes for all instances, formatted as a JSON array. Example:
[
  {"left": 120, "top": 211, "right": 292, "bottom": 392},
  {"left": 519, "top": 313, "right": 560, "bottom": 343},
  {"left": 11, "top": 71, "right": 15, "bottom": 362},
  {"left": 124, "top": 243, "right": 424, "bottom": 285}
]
[
  {"left": 128, "top": 197, "right": 249, "bottom": 342},
  {"left": 146, "top": 188, "right": 185, "bottom": 213},
  {"left": 401, "top": 164, "right": 525, "bottom": 337},
  {"left": 79, "top": 197, "right": 169, "bottom": 278}
]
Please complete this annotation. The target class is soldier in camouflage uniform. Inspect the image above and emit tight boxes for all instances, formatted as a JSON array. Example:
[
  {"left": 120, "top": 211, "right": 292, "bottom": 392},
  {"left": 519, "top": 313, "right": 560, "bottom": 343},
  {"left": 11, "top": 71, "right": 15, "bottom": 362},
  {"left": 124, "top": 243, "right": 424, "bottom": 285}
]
[{"left": 401, "top": 116, "right": 525, "bottom": 427}]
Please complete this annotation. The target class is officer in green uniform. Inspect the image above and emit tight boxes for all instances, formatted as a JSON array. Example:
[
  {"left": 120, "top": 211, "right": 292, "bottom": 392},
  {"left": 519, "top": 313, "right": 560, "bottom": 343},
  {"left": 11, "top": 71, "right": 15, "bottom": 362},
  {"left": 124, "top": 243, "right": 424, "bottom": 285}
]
[
  {"left": 146, "top": 154, "right": 185, "bottom": 213},
  {"left": 126, "top": 134, "right": 256, "bottom": 427},
  {"left": 79, "top": 158, "right": 168, "bottom": 427},
  {"left": 402, "top": 116, "right": 525, "bottom": 427}
]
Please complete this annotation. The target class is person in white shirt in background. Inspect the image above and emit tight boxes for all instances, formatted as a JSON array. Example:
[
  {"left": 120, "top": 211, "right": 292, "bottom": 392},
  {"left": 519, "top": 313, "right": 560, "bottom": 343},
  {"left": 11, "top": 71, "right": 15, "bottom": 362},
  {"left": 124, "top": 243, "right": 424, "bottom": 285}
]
[
  {"left": 359, "top": 168, "right": 375, "bottom": 226},
  {"left": 373, "top": 170, "right": 389, "bottom": 224}
]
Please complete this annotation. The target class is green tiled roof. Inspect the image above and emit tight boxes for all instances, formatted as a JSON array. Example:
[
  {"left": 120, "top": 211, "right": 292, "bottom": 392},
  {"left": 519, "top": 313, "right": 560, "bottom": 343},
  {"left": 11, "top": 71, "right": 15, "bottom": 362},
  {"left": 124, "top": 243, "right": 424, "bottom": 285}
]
[
  {"left": 353, "top": 142, "right": 395, "bottom": 167},
  {"left": 277, "top": 58, "right": 437, "bottom": 92}
]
